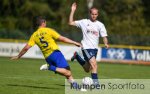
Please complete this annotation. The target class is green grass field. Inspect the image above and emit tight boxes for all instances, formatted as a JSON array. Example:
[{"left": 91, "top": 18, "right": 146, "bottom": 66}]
[{"left": 0, "top": 57, "right": 150, "bottom": 94}]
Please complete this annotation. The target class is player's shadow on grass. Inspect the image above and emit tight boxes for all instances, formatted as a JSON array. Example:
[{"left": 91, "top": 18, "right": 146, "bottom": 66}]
[{"left": 7, "top": 84, "right": 60, "bottom": 90}]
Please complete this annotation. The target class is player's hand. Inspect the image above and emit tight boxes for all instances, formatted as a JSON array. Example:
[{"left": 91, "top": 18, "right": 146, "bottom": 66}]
[
  {"left": 11, "top": 56, "right": 20, "bottom": 60},
  {"left": 105, "top": 44, "right": 109, "bottom": 49},
  {"left": 75, "top": 42, "right": 82, "bottom": 47},
  {"left": 71, "top": 2, "right": 77, "bottom": 11}
]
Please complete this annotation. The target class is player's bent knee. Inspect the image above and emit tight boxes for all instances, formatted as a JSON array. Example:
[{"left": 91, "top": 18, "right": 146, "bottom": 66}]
[{"left": 84, "top": 68, "right": 90, "bottom": 73}]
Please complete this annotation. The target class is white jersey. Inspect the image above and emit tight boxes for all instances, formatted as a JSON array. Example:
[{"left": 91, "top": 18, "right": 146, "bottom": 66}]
[{"left": 75, "top": 19, "right": 107, "bottom": 49}]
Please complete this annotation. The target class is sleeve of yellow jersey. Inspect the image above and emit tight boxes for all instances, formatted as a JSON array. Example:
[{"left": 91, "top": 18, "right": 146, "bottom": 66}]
[
  {"left": 50, "top": 29, "right": 60, "bottom": 39},
  {"left": 28, "top": 35, "right": 35, "bottom": 47}
]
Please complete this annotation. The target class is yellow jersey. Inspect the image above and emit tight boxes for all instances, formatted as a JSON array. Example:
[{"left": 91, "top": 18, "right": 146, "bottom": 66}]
[{"left": 28, "top": 27, "right": 60, "bottom": 58}]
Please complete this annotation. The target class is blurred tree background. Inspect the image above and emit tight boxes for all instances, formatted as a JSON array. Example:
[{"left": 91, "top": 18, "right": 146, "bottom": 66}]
[{"left": 0, "top": 0, "right": 149, "bottom": 46}]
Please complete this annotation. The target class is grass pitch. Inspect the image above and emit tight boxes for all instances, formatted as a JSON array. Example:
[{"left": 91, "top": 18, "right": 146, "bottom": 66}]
[{"left": 0, "top": 57, "right": 150, "bottom": 94}]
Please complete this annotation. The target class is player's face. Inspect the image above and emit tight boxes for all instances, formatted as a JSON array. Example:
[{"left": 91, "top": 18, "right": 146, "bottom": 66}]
[
  {"left": 42, "top": 20, "right": 46, "bottom": 27},
  {"left": 90, "top": 9, "right": 98, "bottom": 22}
]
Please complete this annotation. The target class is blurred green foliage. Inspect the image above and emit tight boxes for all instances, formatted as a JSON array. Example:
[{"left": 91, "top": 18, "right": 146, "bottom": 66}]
[{"left": 0, "top": 0, "right": 149, "bottom": 46}]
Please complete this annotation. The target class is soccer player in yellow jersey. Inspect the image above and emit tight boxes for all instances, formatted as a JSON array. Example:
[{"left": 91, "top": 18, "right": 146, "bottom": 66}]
[{"left": 11, "top": 16, "right": 81, "bottom": 86}]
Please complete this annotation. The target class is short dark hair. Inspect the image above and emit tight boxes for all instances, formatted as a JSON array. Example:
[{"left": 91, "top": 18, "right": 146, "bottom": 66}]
[{"left": 35, "top": 16, "right": 46, "bottom": 27}]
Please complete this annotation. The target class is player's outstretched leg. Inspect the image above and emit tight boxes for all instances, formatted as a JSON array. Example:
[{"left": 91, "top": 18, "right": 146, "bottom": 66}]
[{"left": 40, "top": 64, "right": 79, "bottom": 89}]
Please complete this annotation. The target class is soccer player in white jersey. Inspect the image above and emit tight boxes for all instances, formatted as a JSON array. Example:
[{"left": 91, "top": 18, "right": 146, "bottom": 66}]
[{"left": 69, "top": 2, "right": 109, "bottom": 84}]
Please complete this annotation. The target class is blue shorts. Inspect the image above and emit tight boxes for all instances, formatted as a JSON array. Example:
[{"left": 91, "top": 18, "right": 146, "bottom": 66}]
[
  {"left": 82, "top": 49, "right": 98, "bottom": 61},
  {"left": 46, "top": 50, "right": 69, "bottom": 69}
]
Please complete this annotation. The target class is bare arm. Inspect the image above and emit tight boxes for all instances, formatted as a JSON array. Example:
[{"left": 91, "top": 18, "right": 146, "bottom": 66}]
[
  {"left": 11, "top": 44, "right": 32, "bottom": 60},
  {"left": 68, "top": 2, "right": 77, "bottom": 26},
  {"left": 103, "top": 37, "right": 109, "bottom": 49},
  {"left": 58, "top": 36, "right": 81, "bottom": 47}
]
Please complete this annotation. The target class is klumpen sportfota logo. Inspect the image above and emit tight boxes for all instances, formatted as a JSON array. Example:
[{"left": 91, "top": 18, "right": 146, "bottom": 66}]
[{"left": 65, "top": 79, "right": 150, "bottom": 94}]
